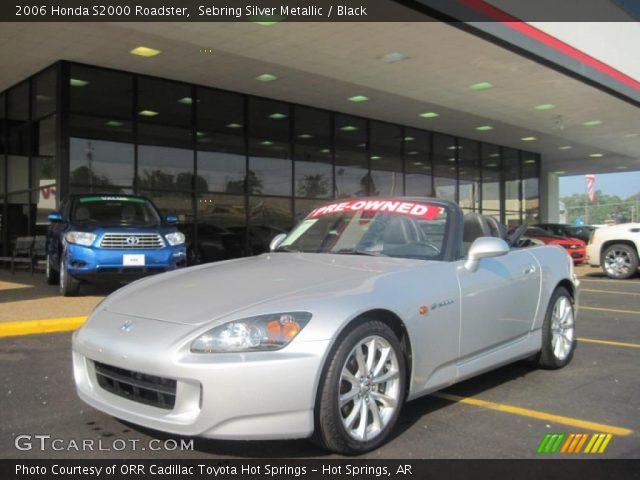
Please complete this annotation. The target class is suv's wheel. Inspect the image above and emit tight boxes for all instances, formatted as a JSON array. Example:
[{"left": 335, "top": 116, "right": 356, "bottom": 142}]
[
  {"left": 602, "top": 244, "right": 638, "bottom": 279},
  {"left": 539, "top": 287, "right": 576, "bottom": 369},
  {"left": 45, "top": 254, "right": 59, "bottom": 285},
  {"left": 59, "top": 257, "right": 79, "bottom": 297},
  {"left": 315, "top": 321, "right": 406, "bottom": 455}
]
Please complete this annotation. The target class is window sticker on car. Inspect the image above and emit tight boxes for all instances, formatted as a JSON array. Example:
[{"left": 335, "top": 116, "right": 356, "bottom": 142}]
[
  {"left": 79, "top": 196, "right": 146, "bottom": 204},
  {"left": 280, "top": 219, "right": 318, "bottom": 247},
  {"left": 307, "top": 200, "right": 443, "bottom": 220}
]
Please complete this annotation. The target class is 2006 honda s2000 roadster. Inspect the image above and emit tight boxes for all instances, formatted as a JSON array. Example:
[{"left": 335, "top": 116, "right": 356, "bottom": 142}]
[{"left": 73, "top": 197, "right": 579, "bottom": 454}]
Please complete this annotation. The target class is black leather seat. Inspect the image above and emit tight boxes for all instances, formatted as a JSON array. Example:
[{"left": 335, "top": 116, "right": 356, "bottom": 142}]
[
  {"left": 463, "top": 213, "right": 491, "bottom": 254},
  {"left": 484, "top": 215, "right": 507, "bottom": 240}
]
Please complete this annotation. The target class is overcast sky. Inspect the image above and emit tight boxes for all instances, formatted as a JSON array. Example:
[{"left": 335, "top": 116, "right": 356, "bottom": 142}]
[{"left": 559, "top": 170, "right": 640, "bottom": 199}]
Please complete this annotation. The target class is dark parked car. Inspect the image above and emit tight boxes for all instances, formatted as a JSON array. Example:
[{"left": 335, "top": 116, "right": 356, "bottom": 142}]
[
  {"left": 178, "top": 223, "right": 245, "bottom": 265},
  {"left": 535, "top": 223, "right": 596, "bottom": 244}
]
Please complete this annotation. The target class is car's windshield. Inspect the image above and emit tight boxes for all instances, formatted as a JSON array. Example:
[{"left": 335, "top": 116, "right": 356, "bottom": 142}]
[
  {"left": 72, "top": 196, "right": 161, "bottom": 227},
  {"left": 278, "top": 199, "right": 448, "bottom": 260}
]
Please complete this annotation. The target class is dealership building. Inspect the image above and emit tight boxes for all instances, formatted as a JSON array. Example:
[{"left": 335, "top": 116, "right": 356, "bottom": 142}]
[{"left": 0, "top": 1, "right": 639, "bottom": 257}]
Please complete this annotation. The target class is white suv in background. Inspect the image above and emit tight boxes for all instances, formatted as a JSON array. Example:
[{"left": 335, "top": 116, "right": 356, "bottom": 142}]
[{"left": 587, "top": 223, "right": 640, "bottom": 279}]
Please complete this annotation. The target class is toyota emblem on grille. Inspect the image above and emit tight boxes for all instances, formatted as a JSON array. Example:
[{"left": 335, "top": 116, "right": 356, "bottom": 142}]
[
  {"left": 126, "top": 236, "right": 140, "bottom": 246},
  {"left": 121, "top": 320, "right": 135, "bottom": 332}
]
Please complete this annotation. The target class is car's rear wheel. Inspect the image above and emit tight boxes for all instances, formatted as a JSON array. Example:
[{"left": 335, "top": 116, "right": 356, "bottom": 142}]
[
  {"left": 45, "top": 254, "right": 59, "bottom": 285},
  {"left": 539, "top": 287, "right": 576, "bottom": 369},
  {"left": 59, "top": 257, "right": 79, "bottom": 297},
  {"left": 602, "top": 244, "right": 638, "bottom": 279},
  {"left": 315, "top": 321, "right": 405, "bottom": 455}
]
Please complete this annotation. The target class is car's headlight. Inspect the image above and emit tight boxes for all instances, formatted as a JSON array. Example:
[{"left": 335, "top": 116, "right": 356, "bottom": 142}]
[
  {"left": 65, "top": 231, "right": 96, "bottom": 246},
  {"left": 165, "top": 232, "right": 185, "bottom": 246},
  {"left": 191, "top": 312, "right": 312, "bottom": 353}
]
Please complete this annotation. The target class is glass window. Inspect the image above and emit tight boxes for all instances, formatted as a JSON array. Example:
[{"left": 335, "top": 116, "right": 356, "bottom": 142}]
[
  {"left": 70, "top": 138, "right": 134, "bottom": 187},
  {"left": 32, "top": 67, "right": 56, "bottom": 119},
  {"left": 193, "top": 193, "right": 247, "bottom": 262},
  {"left": 70, "top": 65, "right": 132, "bottom": 120},
  {"left": 138, "top": 142, "right": 194, "bottom": 191},
  {"left": 7, "top": 125, "right": 29, "bottom": 194},
  {"left": 31, "top": 115, "right": 56, "bottom": 190},
  {"left": 7, "top": 82, "right": 29, "bottom": 125},
  {"left": 482, "top": 144, "right": 501, "bottom": 212},
  {"left": 139, "top": 190, "right": 195, "bottom": 224},
  {"left": 433, "top": 133, "right": 457, "bottom": 202},
  {"left": 138, "top": 77, "right": 192, "bottom": 128},
  {"left": 294, "top": 106, "right": 332, "bottom": 199},
  {"left": 70, "top": 114, "right": 133, "bottom": 143},
  {"left": 523, "top": 153, "right": 540, "bottom": 224},
  {"left": 503, "top": 147, "right": 521, "bottom": 219},
  {"left": 248, "top": 196, "right": 293, "bottom": 255},
  {"left": 404, "top": 128, "right": 432, "bottom": 197},
  {"left": 370, "top": 122, "right": 403, "bottom": 196},
  {"left": 248, "top": 98, "right": 291, "bottom": 196},
  {"left": 335, "top": 115, "right": 367, "bottom": 197},
  {"left": 295, "top": 198, "right": 330, "bottom": 223},
  {"left": 458, "top": 139, "right": 480, "bottom": 212},
  {"left": 197, "top": 88, "right": 246, "bottom": 194}
]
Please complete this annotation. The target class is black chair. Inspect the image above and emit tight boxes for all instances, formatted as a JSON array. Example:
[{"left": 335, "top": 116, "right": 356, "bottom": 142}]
[
  {"left": 462, "top": 213, "right": 491, "bottom": 255},
  {"left": 11, "top": 236, "right": 35, "bottom": 274}
]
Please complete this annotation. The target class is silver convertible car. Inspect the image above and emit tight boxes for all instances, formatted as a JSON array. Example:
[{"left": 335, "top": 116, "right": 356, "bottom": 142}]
[{"left": 72, "top": 197, "right": 579, "bottom": 454}]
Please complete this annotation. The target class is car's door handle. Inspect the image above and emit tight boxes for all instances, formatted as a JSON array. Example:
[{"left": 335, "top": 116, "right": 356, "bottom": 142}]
[{"left": 524, "top": 265, "right": 536, "bottom": 275}]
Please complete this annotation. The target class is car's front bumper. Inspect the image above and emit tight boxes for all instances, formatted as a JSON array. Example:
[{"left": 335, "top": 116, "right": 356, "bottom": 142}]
[{"left": 72, "top": 312, "right": 330, "bottom": 440}]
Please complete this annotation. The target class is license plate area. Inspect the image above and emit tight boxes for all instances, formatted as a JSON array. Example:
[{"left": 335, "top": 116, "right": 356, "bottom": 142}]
[{"left": 123, "top": 254, "right": 145, "bottom": 266}]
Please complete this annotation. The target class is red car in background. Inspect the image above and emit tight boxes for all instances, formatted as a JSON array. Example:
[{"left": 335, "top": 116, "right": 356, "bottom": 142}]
[{"left": 524, "top": 227, "right": 586, "bottom": 263}]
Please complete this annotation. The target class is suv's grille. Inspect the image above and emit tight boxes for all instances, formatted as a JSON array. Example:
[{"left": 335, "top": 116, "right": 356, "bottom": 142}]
[
  {"left": 94, "top": 362, "right": 176, "bottom": 409},
  {"left": 100, "top": 233, "right": 164, "bottom": 249}
]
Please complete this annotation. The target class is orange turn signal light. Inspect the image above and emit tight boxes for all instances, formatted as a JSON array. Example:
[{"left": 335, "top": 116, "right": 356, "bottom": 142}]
[
  {"left": 419, "top": 306, "right": 429, "bottom": 315},
  {"left": 266, "top": 319, "right": 302, "bottom": 341}
]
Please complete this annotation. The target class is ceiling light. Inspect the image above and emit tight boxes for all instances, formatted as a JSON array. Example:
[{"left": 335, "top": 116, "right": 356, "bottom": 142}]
[
  {"left": 370, "top": 155, "right": 382, "bottom": 160},
  {"left": 407, "top": 151, "right": 419, "bottom": 155},
  {"left": 521, "top": 136, "right": 537, "bottom": 141},
  {"left": 269, "top": 112, "right": 287, "bottom": 120},
  {"left": 559, "top": 145, "right": 573, "bottom": 150},
  {"left": 320, "top": 149, "right": 331, "bottom": 153},
  {"left": 448, "top": 158, "right": 456, "bottom": 162},
  {"left": 476, "top": 125, "right": 494, "bottom": 131},
  {"left": 340, "top": 125, "right": 358, "bottom": 132},
  {"left": 382, "top": 52, "right": 407, "bottom": 63},
  {"left": 138, "top": 110, "right": 158, "bottom": 117},
  {"left": 419, "top": 112, "right": 439, "bottom": 118},
  {"left": 298, "top": 133, "right": 313, "bottom": 139},
  {"left": 583, "top": 120, "right": 602, "bottom": 126},
  {"left": 106, "top": 120, "right": 123, "bottom": 127},
  {"left": 178, "top": 97, "right": 193, "bottom": 105},
  {"left": 255, "top": 73, "right": 277, "bottom": 82},
  {"left": 489, "top": 153, "right": 500, "bottom": 158},
  {"left": 196, "top": 131, "right": 206, "bottom": 138},
  {"left": 589, "top": 153, "right": 604, "bottom": 158},
  {"left": 226, "top": 123, "right": 243, "bottom": 129},
  {"left": 404, "top": 136, "right": 415, "bottom": 141},
  {"left": 554, "top": 171, "right": 566, "bottom": 174},
  {"left": 69, "top": 78, "right": 88, "bottom": 87},
  {"left": 487, "top": 163, "right": 498, "bottom": 167},
  {"left": 348, "top": 95, "right": 369, "bottom": 103},
  {"left": 448, "top": 146, "right": 462, "bottom": 150},
  {"left": 470, "top": 82, "right": 494, "bottom": 91},
  {"left": 450, "top": 167, "right": 456, "bottom": 171},
  {"left": 534, "top": 103, "right": 556, "bottom": 110},
  {"left": 524, "top": 159, "right": 536, "bottom": 164},
  {"left": 357, "top": 143, "right": 367, "bottom": 147},
  {"left": 130, "top": 46, "right": 162, "bottom": 57},
  {"left": 413, "top": 161, "right": 424, "bottom": 165},
  {"left": 260, "top": 140, "right": 274, "bottom": 146}
]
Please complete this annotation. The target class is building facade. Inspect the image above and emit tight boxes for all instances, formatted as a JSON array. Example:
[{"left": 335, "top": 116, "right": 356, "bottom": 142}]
[{"left": 0, "top": 61, "right": 540, "bottom": 259}]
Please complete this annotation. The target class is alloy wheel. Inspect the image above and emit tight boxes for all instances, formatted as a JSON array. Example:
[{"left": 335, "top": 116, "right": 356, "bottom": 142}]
[
  {"left": 550, "top": 296, "right": 575, "bottom": 361},
  {"left": 604, "top": 249, "right": 632, "bottom": 277}
]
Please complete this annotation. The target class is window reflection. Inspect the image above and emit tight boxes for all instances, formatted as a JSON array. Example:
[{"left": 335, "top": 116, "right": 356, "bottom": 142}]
[
  {"left": 335, "top": 115, "right": 366, "bottom": 197},
  {"left": 458, "top": 139, "right": 480, "bottom": 212},
  {"left": 482, "top": 144, "right": 501, "bottom": 212},
  {"left": 370, "top": 122, "right": 403, "bottom": 196},
  {"left": 404, "top": 128, "right": 432, "bottom": 196},
  {"left": 247, "top": 196, "right": 293, "bottom": 255},
  {"left": 70, "top": 138, "right": 134, "bottom": 187},
  {"left": 433, "top": 133, "right": 457, "bottom": 202},
  {"left": 295, "top": 106, "right": 332, "bottom": 199}
]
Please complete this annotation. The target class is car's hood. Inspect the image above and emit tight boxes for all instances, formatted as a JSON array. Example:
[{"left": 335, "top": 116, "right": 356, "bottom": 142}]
[{"left": 104, "top": 253, "right": 415, "bottom": 326}]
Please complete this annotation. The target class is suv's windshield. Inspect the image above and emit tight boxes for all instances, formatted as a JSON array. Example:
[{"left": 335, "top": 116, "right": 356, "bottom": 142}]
[
  {"left": 72, "top": 196, "right": 161, "bottom": 227},
  {"left": 278, "top": 199, "right": 447, "bottom": 260}
]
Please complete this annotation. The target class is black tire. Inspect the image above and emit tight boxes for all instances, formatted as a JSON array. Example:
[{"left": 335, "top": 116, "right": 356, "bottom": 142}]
[
  {"left": 539, "top": 287, "right": 576, "bottom": 369},
  {"left": 602, "top": 244, "right": 639, "bottom": 280},
  {"left": 59, "top": 257, "right": 79, "bottom": 297},
  {"left": 45, "top": 254, "right": 59, "bottom": 285},
  {"left": 315, "top": 320, "right": 406, "bottom": 455}
]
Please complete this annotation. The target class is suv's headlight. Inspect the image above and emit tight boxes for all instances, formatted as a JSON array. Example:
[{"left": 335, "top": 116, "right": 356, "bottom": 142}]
[
  {"left": 165, "top": 232, "right": 185, "bottom": 246},
  {"left": 191, "top": 312, "right": 312, "bottom": 353},
  {"left": 65, "top": 231, "right": 96, "bottom": 246}
]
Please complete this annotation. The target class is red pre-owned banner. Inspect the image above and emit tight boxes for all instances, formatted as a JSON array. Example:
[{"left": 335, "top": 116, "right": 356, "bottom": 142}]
[{"left": 307, "top": 200, "right": 443, "bottom": 220}]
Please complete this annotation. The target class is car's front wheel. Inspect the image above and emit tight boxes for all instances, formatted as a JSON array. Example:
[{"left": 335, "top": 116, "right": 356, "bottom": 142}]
[
  {"left": 539, "top": 287, "right": 576, "bottom": 369},
  {"left": 59, "top": 257, "right": 79, "bottom": 297},
  {"left": 45, "top": 254, "right": 59, "bottom": 285},
  {"left": 315, "top": 321, "right": 406, "bottom": 455},
  {"left": 602, "top": 243, "right": 638, "bottom": 279}
]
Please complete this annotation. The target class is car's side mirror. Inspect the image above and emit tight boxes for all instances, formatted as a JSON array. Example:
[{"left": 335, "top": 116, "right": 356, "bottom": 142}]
[
  {"left": 48, "top": 211, "right": 63, "bottom": 223},
  {"left": 165, "top": 214, "right": 178, "bottom": 224},
  {"left": 464, "top": 237, "right": 510, "bottom": 272},
  {"left": 270, "top": 233, "right": 287, "bottom": 252}
]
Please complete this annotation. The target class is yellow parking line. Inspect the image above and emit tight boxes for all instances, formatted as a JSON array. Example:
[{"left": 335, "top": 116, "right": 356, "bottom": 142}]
[
  {"left": 433, "top": 392, "right": 633, "bottom": 436},
  {"left": 581, "top": 288, "right": 640, "bottom": 296},
  {"left": 579, "top": 306, "right": 640, "bottom": 316},
  {"left": 579, "top": 278, "right": 640, "bottom": 285},
  {"left": 578, "top": 338, "right": 640, "bottom": 349},
  {"left": 0, "top": 316, "right": 87, "bottom": 338}
]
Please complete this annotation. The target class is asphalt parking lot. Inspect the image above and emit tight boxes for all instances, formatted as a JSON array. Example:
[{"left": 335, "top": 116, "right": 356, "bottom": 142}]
[{"left": 0, "top": 265, "right": 638, "bottom": 459}]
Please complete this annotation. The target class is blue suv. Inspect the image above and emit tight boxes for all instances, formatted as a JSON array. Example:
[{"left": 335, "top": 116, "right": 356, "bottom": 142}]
[{"left": 46, "top": 194, "right": 187, "bottom": 296}]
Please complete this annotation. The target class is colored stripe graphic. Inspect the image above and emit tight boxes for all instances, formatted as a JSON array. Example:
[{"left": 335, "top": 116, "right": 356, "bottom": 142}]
[{"left": 540, "top": 433, "right": 613, "bottom": 454}]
